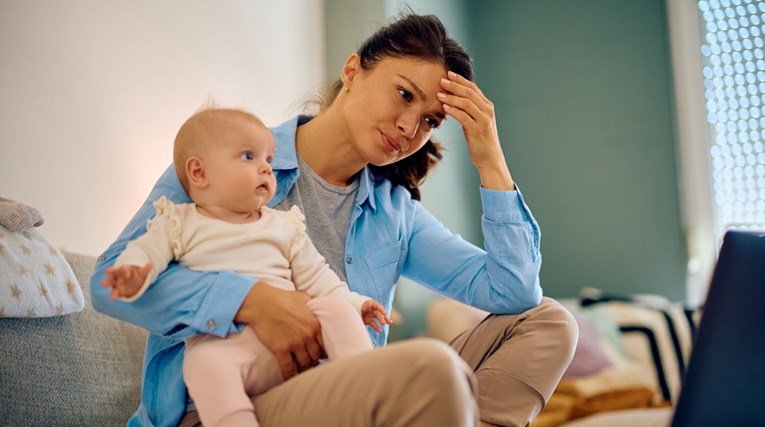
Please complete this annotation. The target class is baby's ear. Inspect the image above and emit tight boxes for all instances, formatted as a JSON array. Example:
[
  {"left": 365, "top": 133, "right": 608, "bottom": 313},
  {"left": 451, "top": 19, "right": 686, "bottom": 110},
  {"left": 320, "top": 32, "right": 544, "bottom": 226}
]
[{"left": 186, "top": 157, "right": 208, "bottom": 188}]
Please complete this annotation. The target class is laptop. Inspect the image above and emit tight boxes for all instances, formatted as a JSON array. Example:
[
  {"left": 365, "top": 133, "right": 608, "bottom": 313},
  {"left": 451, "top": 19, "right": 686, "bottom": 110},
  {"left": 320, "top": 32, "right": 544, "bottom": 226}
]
[{"left": 671, "top": 229, "right": 765, "bottom": 426}]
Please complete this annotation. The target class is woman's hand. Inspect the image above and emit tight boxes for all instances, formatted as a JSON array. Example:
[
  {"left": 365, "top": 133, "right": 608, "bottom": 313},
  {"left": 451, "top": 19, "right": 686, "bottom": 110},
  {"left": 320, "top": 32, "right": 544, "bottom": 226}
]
[
  {"left": 235, "top": 283, "right": 324, "bottom": 380},
  {"left": 438, "top": 71, "right": 515, "bottom": 191}
]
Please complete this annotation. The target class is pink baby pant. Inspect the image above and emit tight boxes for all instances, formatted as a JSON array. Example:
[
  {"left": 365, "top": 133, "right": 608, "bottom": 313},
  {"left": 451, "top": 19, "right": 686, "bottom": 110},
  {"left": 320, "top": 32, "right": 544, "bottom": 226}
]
[{"left": 182, "top": 296, "right": 374, "bottom": 427}]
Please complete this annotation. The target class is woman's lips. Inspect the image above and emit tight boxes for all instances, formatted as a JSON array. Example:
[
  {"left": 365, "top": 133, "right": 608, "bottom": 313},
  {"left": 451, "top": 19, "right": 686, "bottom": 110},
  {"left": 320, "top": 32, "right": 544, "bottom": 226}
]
[{"left": 381, "top": 132, "right": 401, "bottom": 153}]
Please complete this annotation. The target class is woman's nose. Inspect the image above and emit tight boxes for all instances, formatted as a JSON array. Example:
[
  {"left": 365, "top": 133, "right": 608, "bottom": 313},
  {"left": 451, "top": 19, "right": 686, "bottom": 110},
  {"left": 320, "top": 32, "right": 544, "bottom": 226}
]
[{"left": 397, "top": 114, "right": 419, "bottom": 139}]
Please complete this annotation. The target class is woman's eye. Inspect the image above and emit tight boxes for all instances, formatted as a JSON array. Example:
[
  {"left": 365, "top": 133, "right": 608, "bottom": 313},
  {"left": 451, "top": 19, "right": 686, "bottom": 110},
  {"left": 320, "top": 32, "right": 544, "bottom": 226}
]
[
  {"left": 425, "top": 117, "right": 441, "bottom": 129},
  {"left": 241, "top": 152, "right": 254, "bottom": 161},
  {"left": 398, "top": 88, "right": 413, "bottom": 102}
]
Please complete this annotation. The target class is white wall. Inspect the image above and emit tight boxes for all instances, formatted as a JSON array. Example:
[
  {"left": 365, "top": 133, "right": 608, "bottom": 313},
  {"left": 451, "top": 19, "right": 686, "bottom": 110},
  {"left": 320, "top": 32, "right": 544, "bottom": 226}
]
[{"left": 0, "top": 1, "right": 325, "bottom": 255}]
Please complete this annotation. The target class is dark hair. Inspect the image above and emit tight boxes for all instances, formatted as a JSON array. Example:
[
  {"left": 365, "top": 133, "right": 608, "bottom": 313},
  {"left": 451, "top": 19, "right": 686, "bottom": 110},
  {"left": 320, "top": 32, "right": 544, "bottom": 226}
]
[
  {"left": 324, "top": 13, "right": 473, "bottom": 200},
  {"left": 356, "top": 14, "right": 473, "bottom": 81}
]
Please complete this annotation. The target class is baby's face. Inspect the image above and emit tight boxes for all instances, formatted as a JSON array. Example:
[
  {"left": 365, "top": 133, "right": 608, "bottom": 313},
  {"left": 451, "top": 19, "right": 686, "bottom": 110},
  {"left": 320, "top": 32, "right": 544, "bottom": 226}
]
[{"left": 204, "top": 118, "right": 276, "bottom": 214}]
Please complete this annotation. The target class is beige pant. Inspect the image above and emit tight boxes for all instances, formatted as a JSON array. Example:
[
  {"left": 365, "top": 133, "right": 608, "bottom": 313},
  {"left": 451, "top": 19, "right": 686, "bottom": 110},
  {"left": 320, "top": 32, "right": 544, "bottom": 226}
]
[{"left": 180, "top": 297, "right": 577, "bottom": 427}]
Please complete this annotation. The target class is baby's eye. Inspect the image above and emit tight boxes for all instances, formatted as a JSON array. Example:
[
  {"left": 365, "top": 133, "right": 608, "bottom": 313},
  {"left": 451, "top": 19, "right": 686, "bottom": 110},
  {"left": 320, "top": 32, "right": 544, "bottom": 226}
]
[
  {"left": 398, "top": 88, "right": 413, "bottom": 102},
  {"left": 241, "top": 152, "right": 254, "bottom": 161},
  {"left": 266, "top": 156, "right": 273, "bottom": 164},
  {"left": 425, "top": 116, "right": 441, "bottom": 130}
]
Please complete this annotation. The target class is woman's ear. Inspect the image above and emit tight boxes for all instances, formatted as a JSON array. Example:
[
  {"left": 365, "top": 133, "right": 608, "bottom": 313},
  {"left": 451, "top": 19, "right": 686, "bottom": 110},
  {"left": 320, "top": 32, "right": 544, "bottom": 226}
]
[
  {"left": 186, "top": 157, "right": 208, "bottom": 189},
  {"left": 340, "top": 53, "right": 361, "bottom": 88}
]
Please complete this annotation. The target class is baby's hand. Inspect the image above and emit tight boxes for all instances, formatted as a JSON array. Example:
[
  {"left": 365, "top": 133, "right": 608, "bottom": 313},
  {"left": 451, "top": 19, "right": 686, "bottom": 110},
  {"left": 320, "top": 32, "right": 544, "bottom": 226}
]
[
  {"left": 361, "top": 300, "right": 393, "bottom": 333},
  {"left": 101, "top": 263, "right": 153, "bottom": 301}
]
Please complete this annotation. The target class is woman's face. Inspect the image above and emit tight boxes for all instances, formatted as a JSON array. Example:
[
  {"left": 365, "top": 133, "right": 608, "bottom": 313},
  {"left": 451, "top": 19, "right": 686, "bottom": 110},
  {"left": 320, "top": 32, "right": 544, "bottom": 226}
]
[{"left": 341, "top": 55, "right": 447, "bottom": 166}]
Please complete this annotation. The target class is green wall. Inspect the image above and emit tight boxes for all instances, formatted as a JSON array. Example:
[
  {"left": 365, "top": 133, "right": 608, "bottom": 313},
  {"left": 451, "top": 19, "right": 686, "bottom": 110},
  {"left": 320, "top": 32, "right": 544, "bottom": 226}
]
[
  {"left": 323, "top": 0, "right": 688, "bottom": 339},
  {"left": 468, "top": 0, "right": 686, "bottom": 300}
]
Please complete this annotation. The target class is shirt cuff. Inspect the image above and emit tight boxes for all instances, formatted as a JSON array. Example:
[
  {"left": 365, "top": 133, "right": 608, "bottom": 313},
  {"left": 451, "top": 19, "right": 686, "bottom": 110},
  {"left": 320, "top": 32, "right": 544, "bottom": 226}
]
[
  {"left": 190, "top": 270, "right": 254, "bottom": 337},
  {"left": 480, "top": 186, "right": 530, "bottom": 223}
]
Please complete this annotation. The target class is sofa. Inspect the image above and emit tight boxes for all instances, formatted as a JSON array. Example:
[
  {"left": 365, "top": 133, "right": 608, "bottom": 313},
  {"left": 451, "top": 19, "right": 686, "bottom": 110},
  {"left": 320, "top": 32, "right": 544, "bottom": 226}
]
[{"left": 0, "top": 251, "right": 147, "bottom": 426}]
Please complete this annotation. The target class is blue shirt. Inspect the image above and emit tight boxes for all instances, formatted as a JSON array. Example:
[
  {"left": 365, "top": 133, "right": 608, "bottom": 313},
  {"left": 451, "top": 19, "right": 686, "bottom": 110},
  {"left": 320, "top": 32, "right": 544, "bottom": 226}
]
[{"left": 90, "top": 115, "right": 543, "bottom": 427}]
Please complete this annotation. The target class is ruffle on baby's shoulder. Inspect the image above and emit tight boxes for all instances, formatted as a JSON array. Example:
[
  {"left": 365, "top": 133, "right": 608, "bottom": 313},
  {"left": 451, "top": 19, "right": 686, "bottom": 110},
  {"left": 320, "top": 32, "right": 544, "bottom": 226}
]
[
  {"left": 150, "top": 196, "right": 177, "bottom": 217},
  {"left": 147, "top": 196, "right": 185, "bottom": 258},
  {"left": 287, "top": 205, "right": 308, "bottom": 260}
]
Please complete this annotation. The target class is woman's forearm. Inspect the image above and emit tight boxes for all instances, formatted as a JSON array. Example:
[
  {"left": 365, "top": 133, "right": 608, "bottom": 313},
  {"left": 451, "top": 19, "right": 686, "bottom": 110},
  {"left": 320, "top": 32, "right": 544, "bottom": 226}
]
[{"left": 476, "top": 159, "right": 515, "bottom": 191}]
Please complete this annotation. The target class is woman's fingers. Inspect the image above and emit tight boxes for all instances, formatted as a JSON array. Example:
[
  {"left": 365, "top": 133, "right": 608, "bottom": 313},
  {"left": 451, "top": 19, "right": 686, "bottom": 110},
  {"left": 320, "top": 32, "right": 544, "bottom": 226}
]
[
  {"left": 438, "top": 71, "right": 505, "bottom": 175},
  {"left": 305, "top": 337, "right": 323, "bottom": 362},
  {"left": 440, "top": 73, "right": 491, "bottom": 111},
  {"left": 447, "top": 70, "right": 489, "bottom": 103},
  {"left": 439, "top": 93, "right": 496, "bottom": 146},
  {"left": 276, "top": 351, "right": 298, "bottom": 380},
  {"left": 292, "top": 347, "right": 314, "bottom": 373},
  {"left": 438, "top": 92, "right": 483, "bottom": 125},
  {"left": 243, "top": 285, "right": 322, "bottom": 379},
  {"left": 439, "top": 78, "right": 495, "bottom": 127}
]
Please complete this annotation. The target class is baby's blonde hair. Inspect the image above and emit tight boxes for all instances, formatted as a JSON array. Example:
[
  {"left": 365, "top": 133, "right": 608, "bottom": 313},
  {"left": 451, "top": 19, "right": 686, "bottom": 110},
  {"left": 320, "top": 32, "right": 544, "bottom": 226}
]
[{"left": 173, "top": 106, "right": 266, "bottom": 193}]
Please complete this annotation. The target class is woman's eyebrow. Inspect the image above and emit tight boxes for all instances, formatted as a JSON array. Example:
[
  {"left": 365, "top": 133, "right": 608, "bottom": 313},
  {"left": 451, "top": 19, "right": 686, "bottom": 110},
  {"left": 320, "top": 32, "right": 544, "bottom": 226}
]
[
  {"left": 397, "top": 74, "right": 427, "bottom": 100},
  {"left": 397, "top": 74, "right": 446, "bottom": 120}
]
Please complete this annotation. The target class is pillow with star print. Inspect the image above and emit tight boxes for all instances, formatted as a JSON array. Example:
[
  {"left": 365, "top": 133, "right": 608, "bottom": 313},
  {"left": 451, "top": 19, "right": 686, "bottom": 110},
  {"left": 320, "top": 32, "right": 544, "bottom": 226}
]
[{"left": 0, "top": 225, "right": 84, "bottom": 317}]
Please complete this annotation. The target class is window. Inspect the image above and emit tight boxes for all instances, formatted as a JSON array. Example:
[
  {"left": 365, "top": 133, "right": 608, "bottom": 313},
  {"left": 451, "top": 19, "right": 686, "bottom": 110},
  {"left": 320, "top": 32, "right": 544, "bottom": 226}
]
[
  {"left": 698, "top": 0, "right": 765, "bottom": 232},
  {"left": 667, "top": 0, "right": 765, "bottom": 304}
]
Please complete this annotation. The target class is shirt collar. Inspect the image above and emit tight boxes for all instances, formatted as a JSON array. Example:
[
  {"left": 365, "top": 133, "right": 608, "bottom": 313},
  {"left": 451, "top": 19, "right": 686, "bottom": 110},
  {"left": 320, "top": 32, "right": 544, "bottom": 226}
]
[
  {"left": 270, "top": 115, "right": 304, "bottom": 171},
  {"left": 270, "top": 114, "right": 377, "bottom": 212},
  {"left": 357, "top": 165, "right": 376, "bottom": 212}
]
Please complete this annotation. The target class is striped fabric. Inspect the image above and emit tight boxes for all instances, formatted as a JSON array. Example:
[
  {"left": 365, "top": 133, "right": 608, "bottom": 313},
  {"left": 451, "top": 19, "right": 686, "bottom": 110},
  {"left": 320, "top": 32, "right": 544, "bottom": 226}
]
[{"left": 0, "top": 197, "right": 44, "bottom": 232}]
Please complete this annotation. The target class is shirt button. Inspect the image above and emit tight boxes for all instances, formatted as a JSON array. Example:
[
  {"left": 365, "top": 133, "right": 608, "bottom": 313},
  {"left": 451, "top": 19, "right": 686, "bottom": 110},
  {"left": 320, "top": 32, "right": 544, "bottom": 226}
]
[
  {"left": 97, "top": 255, "right": 105, "bottom": 262},
  {"left": 346, "top": 257, "right": 353, "bottom": 264},
  {"left": 206, "top": 319, "right": 216, "bottom": 329}
]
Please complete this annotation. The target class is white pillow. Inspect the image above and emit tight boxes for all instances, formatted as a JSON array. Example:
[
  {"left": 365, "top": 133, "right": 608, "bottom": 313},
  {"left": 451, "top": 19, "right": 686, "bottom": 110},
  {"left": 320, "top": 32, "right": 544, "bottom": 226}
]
[{"left": 0, "top": 226, "right": 84, "bottom": 317}]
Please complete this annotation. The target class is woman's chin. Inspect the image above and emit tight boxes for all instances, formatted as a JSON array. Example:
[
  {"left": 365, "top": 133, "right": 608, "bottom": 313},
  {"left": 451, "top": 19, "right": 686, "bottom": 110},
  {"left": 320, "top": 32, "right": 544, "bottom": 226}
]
[{"left": 367, "top": 151, "right": 401, "bottom": 167}]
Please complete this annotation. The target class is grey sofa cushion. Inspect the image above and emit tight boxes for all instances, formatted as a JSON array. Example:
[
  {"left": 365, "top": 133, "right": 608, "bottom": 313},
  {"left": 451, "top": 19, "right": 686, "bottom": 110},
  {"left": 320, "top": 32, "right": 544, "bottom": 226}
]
[{"left": 0, "top": 251, "right": 147, "bottom": 426}]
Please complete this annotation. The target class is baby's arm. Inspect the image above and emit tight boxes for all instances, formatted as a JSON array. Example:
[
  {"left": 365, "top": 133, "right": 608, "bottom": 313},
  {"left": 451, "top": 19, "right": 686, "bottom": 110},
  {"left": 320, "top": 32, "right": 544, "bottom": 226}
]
[{"left": 101, "top": 199, "right": 178, "bottom": 302}]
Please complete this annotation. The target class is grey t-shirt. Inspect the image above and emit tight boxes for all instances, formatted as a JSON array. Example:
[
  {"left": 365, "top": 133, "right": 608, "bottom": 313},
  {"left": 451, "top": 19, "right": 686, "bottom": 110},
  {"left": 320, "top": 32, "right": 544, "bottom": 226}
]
[{"left": 273, "top": 156, "right": 358, "bottom": 281}]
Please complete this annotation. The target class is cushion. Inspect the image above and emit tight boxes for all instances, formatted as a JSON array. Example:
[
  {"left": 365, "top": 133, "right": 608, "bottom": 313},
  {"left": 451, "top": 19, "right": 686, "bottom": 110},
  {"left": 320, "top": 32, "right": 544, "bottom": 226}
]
[
  {"left": 563, "top": 311, "right": 614, "bottom": 378},
  {"left": 577, "top": 304, "right": 627, "bottom": 358},
  {"left": 557, "top": 363, "right": 656, "bottom": 399},
  {"left": 536, "top": 364, "right": 660, "bottom": 426},
  {"left": 556, "top": 407, "right": 674, "bottom": 427},
  {"left": 0, "top": 226, "right": 84, "bottom": 317},
  {"left": 578, "top": 288, "right": 695, "bottom": 404}
]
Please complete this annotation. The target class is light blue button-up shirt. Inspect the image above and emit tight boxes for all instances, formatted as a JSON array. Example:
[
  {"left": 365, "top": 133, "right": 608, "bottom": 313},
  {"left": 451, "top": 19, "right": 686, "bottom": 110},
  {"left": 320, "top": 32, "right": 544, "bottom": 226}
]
[{"left": 90, "top": 115, "right": 542, "bottom": 427}]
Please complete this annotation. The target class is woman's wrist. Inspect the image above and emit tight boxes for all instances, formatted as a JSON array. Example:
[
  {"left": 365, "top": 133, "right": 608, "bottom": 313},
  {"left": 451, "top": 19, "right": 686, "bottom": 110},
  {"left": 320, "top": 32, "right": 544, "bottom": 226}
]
[
  {"left": 234, "top": 281, "right": 266, "bottom": 325},
  {"left": 476, "top": 161, "right": 515, "bottom": 191}
]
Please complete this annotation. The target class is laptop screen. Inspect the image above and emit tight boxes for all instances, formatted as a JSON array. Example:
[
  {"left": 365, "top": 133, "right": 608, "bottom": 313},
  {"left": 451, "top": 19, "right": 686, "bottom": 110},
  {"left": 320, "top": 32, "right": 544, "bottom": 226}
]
[{"left": 671, "top": 230, "right": 765, "bottom": 426}]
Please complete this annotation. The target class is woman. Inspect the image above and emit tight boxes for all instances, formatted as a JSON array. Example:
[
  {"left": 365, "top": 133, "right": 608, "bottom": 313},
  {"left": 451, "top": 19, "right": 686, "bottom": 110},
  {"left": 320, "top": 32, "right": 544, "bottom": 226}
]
[{"left": 91, "top": 13, "right": 577, "bottom": 427}]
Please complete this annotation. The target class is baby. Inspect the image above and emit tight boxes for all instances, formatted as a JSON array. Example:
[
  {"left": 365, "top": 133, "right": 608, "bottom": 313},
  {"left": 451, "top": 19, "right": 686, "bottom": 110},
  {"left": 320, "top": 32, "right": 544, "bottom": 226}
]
[{"left": 101, "top": 107, "right": 391, "bottom": 427}]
